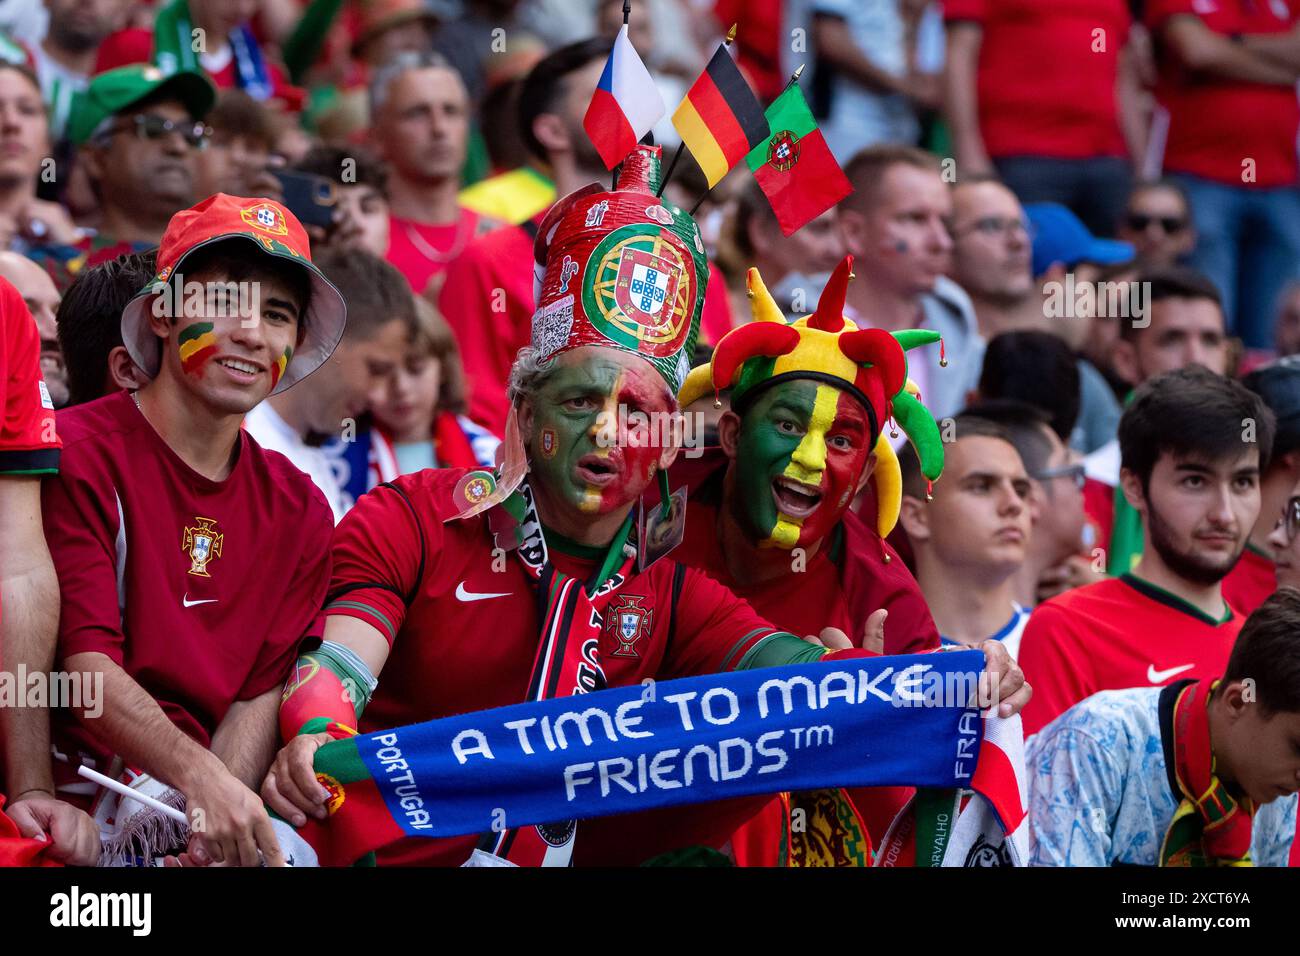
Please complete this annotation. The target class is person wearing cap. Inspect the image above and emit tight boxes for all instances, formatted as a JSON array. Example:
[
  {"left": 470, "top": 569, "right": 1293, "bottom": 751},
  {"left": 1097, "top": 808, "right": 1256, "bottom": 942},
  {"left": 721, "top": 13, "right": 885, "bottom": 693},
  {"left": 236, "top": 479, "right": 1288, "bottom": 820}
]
[
  {"left": 42, "top": 193, "right": 346, "bottom": 866},
  {"left": 260, "top": 145, "right": 1030, "bottom": 867},
  {"left": 56, "top": 64, "right": 215, "bottom": 278},
  {"left": 25, "top": 62, "right": 214, "bottom": 290},
  {"left": 1223, "top": 358, "right": 1300, "bottom": 615},
  {"left": 1084, "top": 265, "right": 1230, "bottom": 575}
]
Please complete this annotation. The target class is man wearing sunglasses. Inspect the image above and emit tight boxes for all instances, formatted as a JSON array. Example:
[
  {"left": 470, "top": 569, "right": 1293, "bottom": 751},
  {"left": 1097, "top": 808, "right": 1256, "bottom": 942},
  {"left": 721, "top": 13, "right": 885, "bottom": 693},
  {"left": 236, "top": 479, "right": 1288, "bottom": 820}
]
[
  {"left": 1224, "top": 358, "right": 1300, "bottom": 614},
  {"left": 50, "top": 64, "right": 215, "bottom": 283},
  {"left": 1116, "top": 181, "right": 1197, "bottom": 268}
]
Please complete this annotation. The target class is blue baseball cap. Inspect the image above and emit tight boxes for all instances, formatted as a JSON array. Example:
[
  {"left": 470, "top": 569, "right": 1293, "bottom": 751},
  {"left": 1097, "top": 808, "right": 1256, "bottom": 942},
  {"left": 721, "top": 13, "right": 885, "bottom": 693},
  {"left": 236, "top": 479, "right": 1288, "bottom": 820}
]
[{"left": 1025, "top": 203, "right": 1135, "bottom": 278}]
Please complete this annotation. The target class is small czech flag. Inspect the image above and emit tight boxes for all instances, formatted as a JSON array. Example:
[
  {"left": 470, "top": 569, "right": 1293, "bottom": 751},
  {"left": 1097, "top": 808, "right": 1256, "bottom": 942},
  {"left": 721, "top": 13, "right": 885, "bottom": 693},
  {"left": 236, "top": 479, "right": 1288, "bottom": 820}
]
[{"left": 583, "top": 25, "right": 666, "bottom": 170}]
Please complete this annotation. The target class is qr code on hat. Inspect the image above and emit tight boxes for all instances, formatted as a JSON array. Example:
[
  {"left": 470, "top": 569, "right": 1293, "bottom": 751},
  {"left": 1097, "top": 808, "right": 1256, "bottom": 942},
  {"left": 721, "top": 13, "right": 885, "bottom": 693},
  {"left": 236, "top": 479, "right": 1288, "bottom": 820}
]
[{"left": 532, "top": 293, "right": 575, "bottom": 356}]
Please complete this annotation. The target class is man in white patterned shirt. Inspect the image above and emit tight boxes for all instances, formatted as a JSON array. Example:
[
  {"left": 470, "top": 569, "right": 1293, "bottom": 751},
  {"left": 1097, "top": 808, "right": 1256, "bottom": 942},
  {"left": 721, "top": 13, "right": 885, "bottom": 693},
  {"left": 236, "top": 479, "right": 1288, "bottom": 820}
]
[{"left": 1027, "top": 589, "right": 1300, "bottom": 866}]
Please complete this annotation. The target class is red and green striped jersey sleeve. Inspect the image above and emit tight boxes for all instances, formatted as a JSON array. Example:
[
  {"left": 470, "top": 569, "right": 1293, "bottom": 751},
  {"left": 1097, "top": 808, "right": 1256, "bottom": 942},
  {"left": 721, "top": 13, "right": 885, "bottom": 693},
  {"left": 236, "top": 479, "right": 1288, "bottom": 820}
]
[{"left": 325, "top": 482, "right": 430, "bottom": 645}]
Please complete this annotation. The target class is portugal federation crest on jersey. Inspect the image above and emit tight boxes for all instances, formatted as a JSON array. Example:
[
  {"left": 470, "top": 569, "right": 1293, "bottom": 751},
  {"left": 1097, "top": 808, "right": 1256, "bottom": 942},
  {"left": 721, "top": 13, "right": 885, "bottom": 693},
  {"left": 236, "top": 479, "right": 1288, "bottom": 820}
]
[
  {"left": 182, "top": 516, "right": 223, "bottom": 577},
  {"left": 604, "top": 594, "right": 653, "bottom": 659}
]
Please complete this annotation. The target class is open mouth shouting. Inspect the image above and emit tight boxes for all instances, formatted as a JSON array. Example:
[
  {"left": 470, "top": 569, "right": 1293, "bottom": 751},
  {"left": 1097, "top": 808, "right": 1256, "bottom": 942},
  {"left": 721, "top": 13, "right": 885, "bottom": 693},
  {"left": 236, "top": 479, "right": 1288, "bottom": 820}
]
[
  {"left": 772, "top": 476, "right": 823, "bottom": 519},
  {"left": 575, "top": 453, "right": 621, "bottom": 488}
]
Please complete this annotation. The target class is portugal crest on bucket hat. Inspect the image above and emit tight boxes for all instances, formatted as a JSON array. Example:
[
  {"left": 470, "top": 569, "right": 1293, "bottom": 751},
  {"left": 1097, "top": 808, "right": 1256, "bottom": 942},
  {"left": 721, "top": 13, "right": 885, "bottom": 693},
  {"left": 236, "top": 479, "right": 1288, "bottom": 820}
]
[
  {"left": 119, "top": 193, "right": 347, "bottom": 394},
  {"left": 530, "top": 144, "right": 706, "bottom": 396}
]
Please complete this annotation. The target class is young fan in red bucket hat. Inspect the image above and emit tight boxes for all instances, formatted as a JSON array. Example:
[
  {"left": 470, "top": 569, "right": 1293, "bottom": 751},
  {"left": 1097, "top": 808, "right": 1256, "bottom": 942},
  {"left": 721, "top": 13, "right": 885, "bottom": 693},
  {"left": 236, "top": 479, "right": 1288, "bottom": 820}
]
[{"left": 41, "top": 193, "right": 345, "bottom": 866}]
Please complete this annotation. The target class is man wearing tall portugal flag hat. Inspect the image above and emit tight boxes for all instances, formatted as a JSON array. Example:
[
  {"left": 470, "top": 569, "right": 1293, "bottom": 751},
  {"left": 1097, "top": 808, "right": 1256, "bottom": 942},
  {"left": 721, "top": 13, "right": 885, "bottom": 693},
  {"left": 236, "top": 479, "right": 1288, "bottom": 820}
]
[{"left": 263, "top": 145, "right": 1029, "bottom": 867}]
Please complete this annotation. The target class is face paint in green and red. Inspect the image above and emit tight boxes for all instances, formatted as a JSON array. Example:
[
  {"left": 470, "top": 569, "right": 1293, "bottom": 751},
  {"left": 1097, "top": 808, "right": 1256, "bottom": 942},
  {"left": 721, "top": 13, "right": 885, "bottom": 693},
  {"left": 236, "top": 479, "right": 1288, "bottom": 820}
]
[
  {"left": 733, "top": 379, "right": 873, "bottom": 549},
  {"left": 527, "top": 348, "right": 676, "bottom": 517}
]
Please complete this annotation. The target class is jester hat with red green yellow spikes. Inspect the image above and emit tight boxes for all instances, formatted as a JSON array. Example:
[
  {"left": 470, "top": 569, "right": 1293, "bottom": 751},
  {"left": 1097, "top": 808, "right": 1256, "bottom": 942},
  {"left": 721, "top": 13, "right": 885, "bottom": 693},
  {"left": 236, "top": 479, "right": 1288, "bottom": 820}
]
[{"left": 679, "top": 256, "right": 945, "bottom": 480}]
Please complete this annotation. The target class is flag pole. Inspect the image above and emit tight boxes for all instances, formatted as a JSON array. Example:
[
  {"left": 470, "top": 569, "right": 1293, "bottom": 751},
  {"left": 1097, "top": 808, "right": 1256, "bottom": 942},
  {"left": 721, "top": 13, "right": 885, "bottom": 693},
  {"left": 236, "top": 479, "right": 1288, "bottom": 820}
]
[
  {"left": 612, "top": 0, "right": 634, "bottom": 189},
  {"left": 656, "top": 23, "right": 737, "bottom": 201}
]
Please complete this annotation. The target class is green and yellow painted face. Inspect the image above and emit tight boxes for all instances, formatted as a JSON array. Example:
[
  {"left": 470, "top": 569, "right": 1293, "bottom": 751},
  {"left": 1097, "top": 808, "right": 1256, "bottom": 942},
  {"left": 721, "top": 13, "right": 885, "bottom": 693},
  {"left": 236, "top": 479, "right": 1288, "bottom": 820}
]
[
  {"left": 527, "top": 347, "right": 676, "bottom": 517},
  {"left": 733, "top": 378, "right": 875, "bottom": 549}
]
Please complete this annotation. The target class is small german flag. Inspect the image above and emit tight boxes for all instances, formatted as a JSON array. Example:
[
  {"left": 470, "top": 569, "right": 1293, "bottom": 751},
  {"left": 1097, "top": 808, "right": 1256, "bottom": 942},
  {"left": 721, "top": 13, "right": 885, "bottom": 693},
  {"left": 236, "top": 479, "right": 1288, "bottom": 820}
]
[{"left": 671, "top": 42, "right": 768, "bottom": 189}]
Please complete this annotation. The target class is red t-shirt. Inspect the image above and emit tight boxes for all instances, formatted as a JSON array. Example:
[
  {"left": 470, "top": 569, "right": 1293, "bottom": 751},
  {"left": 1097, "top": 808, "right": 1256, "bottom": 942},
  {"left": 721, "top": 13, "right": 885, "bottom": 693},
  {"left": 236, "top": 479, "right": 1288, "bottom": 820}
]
[
  {"left": 666, "top": 459, "right": 940, "bottom": 861},
  {"left": 0, "top": 278, "right": 59, "bottom": 476},
  {"left": 1018, "top": 574, "right": 1242, "bottom": 736},
  {"left": 386, "top": 207, "right": 482, "bottom": 298},
  {"left": 943, "top": 0, "right": 1130, "bottom": 160},
  {"left": 1221, "top": 544, "right": 1276, "bottom": 617},
  {"left": 1146, "top": 0, "right": 1300, "bottom": 186},
  {"left": 326, "top": 467, "right": 787, "bottom": 865},
  {"left": 43, "top": 391, "right": 334, "bottom": 779},
  {"left": 438, "top": 221, "right": 736, "bottom": 437}
]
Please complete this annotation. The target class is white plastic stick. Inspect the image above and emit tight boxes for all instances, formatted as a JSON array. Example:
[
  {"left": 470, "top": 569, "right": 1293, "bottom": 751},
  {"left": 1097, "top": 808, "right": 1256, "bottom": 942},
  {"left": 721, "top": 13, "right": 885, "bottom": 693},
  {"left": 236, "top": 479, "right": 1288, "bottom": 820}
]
[{"left": 76, "top": 765, "right": 188, "bottom": 826}]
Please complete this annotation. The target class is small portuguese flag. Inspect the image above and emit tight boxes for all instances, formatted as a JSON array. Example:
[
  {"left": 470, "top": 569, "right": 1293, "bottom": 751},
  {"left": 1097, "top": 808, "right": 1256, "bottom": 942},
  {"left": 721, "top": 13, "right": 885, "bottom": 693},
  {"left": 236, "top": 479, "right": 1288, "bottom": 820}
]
[
  {"left": 672, "top": 42, "right": 769, "bottom": 189},
  {"left": 745, "top": 83, "right": 852, "bottom": 237}
]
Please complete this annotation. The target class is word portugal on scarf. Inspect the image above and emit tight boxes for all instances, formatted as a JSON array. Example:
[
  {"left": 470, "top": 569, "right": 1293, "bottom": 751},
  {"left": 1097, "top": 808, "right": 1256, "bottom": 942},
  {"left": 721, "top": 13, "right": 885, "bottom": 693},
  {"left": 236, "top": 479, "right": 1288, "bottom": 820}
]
[{"left": 285, "top": 650, "right": 1025, "bottom": 865}]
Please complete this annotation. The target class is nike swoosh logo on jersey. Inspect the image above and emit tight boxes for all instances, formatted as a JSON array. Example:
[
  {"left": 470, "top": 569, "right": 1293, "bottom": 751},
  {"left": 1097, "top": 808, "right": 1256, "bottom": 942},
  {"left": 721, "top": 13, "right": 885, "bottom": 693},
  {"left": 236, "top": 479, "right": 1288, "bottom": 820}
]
[
  {"left": 1147, "top": 663, "right": 1194, "bottom": 684},
  {"left": 455, "top": 582, "right": 511, "bottom": 602},
  {"left": 182, "top": 594, "right": 218, "bottom": 608}
]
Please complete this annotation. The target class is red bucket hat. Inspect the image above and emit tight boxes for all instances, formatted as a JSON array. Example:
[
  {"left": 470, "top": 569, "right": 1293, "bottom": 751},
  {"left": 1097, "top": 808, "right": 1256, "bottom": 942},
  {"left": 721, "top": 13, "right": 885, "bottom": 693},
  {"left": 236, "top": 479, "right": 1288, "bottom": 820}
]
[{"left": 120, "top": 193, "right": 347, "bottom": 394}]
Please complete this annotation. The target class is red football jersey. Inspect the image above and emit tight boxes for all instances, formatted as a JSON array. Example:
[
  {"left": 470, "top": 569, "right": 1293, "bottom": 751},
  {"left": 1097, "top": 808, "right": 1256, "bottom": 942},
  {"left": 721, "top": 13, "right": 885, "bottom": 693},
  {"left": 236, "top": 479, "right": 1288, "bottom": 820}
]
[
  {"left": 1146, "top": 0, "right": 1300, "bottom": 186},
  {"left": 666, "top": 464, "right": 941, "bottom": 862},
  {"left": 1018, "top": 574, "right": 1242, "bottom": 736},
  {"left": 43, "top": 391, "right": 334, "bottom": 780},
  {"left": 326, "top": 467, "right": 786, "bottom": 866},
  {"left": 1221, "top": 545, "right": 1276, "bottom": 618},
  {"left": 0, "top": 277, "right": 59, "bottom": 476}
]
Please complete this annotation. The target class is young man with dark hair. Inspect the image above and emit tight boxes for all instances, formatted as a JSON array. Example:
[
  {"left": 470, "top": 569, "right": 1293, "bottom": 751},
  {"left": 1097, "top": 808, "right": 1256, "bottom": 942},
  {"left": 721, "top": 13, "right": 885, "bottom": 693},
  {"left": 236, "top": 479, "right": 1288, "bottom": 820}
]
[
  {"left": 193, "top": 89, "right": 282, "bottom": 201},
  {"left": 1020, "top": 366, "right": 1275, "bottom": 736},
  {"left": 293, "top": 145, "right": 391, "bottom": 259},
  {"left": 244, "top": 248, "right": 413, "bottom": 523},
  {"left": 55, "top": 250, "right": 155, "bottom": 406},
  {"left": 898, "top": 413, "right": 1033, "bottom": 656},
  {"left": 963, "top": 399, "right": 1096, "bottom": 608},
  {"left": 976, "top": 331, "right": 1081, "bottom": 446},
  {"left": 44, "top": 194, "right": 344, "bottom": 866},
  {"left": 1223, "top": 358, "right": 1300, "bottom": 615},
  {"left": 1028, "top": 588, "right": 1300, "bottom": 866}
]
